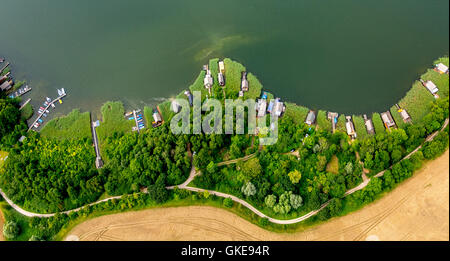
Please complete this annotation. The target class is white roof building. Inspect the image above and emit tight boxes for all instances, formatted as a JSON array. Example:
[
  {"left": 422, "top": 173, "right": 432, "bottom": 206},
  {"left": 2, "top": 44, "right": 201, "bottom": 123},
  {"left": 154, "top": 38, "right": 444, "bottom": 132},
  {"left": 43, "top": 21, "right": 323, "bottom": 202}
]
[
  {"left": 305, "top": 111, "right": 316, "bottom": 125},
  {"left": 424, "top": 80, "right": 439, "bottom": 94},
  {"left": 346, "top": 121, "right": 356, "bottom": 137},
  {"left": 219, "top": 61, "right": 225, "bottom": 74},
  {"left": 399, "top": 109, "right": 411, "bottom": 122},
  {"left": 204, "top": 70, "right": 213, "bottom": 88},
  {"left": 256, "top": 99, "right": 267, "bottom": 118},
  {"left": 381, "top": 112, "right": 395, "bottom": 128},
  {"left": 436, "top": 63, "right": 449, "bottom": 74},
  {"left": 153, "top": 111, "right": 162, "bottom": 123},
  {"left": 172, "top": 100, "right": 181, "bottom": 113},
  {"left": 273, "top": 99, "right": 285, "bottom": 117}
]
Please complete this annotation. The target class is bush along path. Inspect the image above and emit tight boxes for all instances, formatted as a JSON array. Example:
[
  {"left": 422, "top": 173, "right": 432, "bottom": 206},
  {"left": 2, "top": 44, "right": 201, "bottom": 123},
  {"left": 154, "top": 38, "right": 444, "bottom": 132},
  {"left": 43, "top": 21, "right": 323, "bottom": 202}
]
[{"left": 0, "top": 118, "right": 448, "bottom": 224}]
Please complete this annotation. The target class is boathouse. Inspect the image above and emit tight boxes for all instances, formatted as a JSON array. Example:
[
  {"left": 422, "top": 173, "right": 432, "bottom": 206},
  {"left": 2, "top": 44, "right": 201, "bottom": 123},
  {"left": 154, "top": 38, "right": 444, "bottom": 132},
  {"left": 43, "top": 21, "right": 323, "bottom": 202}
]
[
  {"left": 0, "top": 80, "right": 13, "bottom": 92},
  {"left": 305, "top": 111, "right": 316, "bottom": 125},
  {"left": 172, "top": 100, "right": 181, "bottom": 113},
  {"left": 219, "top": 61, "right": 225, "bottom": 74},
  {"left": 267, "top": 100, "right": 274, "bottom": 113},
  {"left": 422, "top": 80, "right": 439, "bottom": 95},
  {"left": 218, "top": 72, "right": 225, "bottom": 86},
  {"left": 241, "top": 72, "right": 249, "bottom": 92},
  {"left": 204, "top": 70, "right": 213, "bottom": 89},
  {"left": 399, "top": 109, "right": 411, "bottom": 123},
  {"left": 363, "top": 115, "right": 375, "bottom": 135},
  {"left": 345, "top": 116, "right": 357, "bottom": 139},
  {"left": 256, "top": 99, "right": 267, "bottom": 118},
  {"left": 273, "top": 98, "right": 286, "bottom": 117},
  {"left": 153, "top": 110, "right": 162, "bottom": 123},
  {"left": 381, "top": 111, "right": 396, "bottom": 129},
  {"left": 184, "top": 90, "right": 193, "bottom": 106}
]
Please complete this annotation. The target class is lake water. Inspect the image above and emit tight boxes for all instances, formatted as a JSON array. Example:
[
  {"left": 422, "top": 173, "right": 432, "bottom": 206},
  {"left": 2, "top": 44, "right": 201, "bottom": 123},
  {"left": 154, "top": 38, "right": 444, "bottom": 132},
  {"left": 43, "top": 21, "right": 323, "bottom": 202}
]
[{"left": 0, "top": 0, "right": 448, "bottom": 117}]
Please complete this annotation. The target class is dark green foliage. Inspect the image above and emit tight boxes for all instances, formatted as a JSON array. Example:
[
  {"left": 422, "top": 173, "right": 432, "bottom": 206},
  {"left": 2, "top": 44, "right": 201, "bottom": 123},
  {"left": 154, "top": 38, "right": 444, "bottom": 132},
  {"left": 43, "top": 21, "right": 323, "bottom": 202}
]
[
  {"left": 103, "top": 124, "right": 191, "bottom": 195},
  {"left": 223, "top": 197, "right": 233, "bottom": 208},
  {"left": 148, "top": 175, "right": 169, "bottom": 204},
  {"left": 0, "top": 133, "right": 101, "bottom": 213},
  {"left": 3, "top": 220, "right": 20, "bottom": 239}
]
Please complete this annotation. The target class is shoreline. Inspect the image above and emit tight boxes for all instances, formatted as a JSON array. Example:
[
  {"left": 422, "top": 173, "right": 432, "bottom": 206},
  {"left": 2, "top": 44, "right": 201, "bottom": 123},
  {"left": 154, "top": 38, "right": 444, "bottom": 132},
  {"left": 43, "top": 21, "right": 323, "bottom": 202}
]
[
  {"left": 65, "top": 150, "right": 449, "bottom": 241},
  {"left": 0, "top": 56, "right": 448, "bottom": 241}
]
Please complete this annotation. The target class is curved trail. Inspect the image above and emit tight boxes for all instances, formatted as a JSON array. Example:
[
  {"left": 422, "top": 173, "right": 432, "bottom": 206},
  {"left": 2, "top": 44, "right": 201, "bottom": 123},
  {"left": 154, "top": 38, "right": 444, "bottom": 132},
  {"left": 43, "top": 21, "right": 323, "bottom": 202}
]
[{"left": 0, "top": 119, "right": 447, "bottom": 224}]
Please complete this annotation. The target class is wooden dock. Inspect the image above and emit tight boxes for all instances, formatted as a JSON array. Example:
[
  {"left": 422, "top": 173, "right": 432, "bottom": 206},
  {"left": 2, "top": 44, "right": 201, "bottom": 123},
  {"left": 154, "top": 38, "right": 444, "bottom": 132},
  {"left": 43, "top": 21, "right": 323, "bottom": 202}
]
[
  {"left": 90, "top": 114, "right": 103, "bottom": 169},
  {"left": 19, "top": 98, "right": 32, "bottom": 110},
  {"left": 133, "top": 110, "right": 141, "bottom": 133},
  {"left": 0, "top": 62, "right": 10, "bottom": 74},
  {"left": 28, "top": 92, "right": 67, "bottom": 131},
  {"left": 9, "top": 85, "right": 32, "bottom": 98}
]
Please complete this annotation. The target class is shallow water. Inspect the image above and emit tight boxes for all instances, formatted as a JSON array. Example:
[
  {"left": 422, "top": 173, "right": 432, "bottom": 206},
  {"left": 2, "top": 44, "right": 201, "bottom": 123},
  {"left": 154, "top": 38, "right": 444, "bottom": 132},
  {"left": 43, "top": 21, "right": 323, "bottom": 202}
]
[{"left": 0, "top": 0, "right": 448, "bottom": 117}]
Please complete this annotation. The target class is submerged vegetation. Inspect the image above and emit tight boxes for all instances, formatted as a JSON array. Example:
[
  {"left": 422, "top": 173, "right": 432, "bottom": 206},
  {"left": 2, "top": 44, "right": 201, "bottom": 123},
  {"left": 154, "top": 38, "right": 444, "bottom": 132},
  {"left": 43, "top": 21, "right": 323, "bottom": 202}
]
[{"left": 0, "top": 56, "right": 449, "bottom": 241}]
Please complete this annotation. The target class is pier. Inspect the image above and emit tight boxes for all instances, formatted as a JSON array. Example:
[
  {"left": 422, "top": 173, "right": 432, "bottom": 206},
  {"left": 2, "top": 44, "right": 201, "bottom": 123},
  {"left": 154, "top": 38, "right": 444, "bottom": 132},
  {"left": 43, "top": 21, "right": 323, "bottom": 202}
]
[
  {"left": 9, "top": 85, "right": 32, "bottom": 98},
  {"left": 28, "top": 91, "right": 67, "bottom": 131},
  {"left": 91, "top": 115, "right": 103, "bottom": 169},
  {"left": 19, "top": 98, "right": 32, "bottom": 110},
  {"left": 0, "top": 62, "right": 10, "bottom": 74}
]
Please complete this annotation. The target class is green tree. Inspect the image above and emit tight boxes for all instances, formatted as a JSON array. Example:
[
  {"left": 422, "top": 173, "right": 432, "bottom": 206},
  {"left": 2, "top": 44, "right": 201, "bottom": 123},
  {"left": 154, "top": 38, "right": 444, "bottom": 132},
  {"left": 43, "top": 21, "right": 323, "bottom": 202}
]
[
  {"left": 223, "top": 197, "right": 233, "bottom": 208},
  {"left": 288, "top": 169, "right": 302, "bottom": 184},
  {"left": 3, "top": 221, "right": 20, "bottom": 239},
  {"left": 241, "top": 182, "right": 256, "bottom": 197},
  {"left": 241, "top": 158, "right": 262, "bottom": 181},
  {"left": 289, "top": 193, "right": 303, "bottom": 209},
  {"left": 264, "top": 194, "right": 277, "bottom": 208}
]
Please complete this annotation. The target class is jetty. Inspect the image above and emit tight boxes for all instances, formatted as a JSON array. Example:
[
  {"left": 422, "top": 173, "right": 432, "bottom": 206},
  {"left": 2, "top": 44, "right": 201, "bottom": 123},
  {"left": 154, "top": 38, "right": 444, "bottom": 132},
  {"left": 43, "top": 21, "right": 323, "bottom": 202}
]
[
  {"left": 9, "top": 85, "right": 32, "bottom": 98},
  {"left": 28, "top": 89, "right": 67, "bottom": 131},
  {"left": 0, "top": 62, "right": 10, "bottom": 74},
  {"left": 327, "top": 112, "right": 338, "bottom": 133},
  {"left": 91, "top": 116, "right": 103, "bottom": 169},
  {"left": 19, "top": 98, "right": 32, "bottom": 110},
  {"left": 132, "top": 109, "right": 145, "bottom": 133}
]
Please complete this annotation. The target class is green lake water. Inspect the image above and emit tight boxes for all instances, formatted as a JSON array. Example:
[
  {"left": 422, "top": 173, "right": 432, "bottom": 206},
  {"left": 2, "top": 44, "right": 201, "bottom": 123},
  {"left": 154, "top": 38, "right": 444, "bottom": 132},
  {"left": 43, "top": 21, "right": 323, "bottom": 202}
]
[{"left": 0, "top": 0, "right": 448, "bottom": 117}]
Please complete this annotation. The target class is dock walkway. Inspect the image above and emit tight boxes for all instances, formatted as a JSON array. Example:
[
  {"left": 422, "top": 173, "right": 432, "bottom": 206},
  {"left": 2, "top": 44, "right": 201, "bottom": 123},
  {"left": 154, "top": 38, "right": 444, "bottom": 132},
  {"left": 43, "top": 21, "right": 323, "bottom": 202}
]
[
  {"left": 28, "top": 92, "right": 67, "bottom": 131},
  {"left": 19, "top": 98, "right": 32, "bottom": 110},
  {"left": 91, "top": 114, "right": 103, "bottom": 169}
]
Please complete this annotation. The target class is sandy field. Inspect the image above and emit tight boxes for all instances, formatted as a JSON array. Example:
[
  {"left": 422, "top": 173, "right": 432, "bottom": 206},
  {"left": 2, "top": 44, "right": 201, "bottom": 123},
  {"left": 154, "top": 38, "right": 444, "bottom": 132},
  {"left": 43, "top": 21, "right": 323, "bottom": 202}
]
[{"left": 66, "top": 150, "right": 449, "bottom": 241}]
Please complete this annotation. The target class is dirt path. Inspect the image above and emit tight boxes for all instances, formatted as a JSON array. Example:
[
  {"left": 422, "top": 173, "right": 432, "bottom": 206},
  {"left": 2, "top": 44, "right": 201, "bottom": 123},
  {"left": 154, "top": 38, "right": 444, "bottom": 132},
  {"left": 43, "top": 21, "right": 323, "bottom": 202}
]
[{"left": 66, "top": 150, "right": 449, "bottom": 241}]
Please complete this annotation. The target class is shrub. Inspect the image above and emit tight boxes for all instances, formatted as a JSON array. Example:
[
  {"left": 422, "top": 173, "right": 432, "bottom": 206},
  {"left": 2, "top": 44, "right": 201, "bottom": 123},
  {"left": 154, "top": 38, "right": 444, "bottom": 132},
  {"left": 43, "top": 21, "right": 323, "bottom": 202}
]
[{"left": 3, "top": 220, "right": 20, "bottom": 239}]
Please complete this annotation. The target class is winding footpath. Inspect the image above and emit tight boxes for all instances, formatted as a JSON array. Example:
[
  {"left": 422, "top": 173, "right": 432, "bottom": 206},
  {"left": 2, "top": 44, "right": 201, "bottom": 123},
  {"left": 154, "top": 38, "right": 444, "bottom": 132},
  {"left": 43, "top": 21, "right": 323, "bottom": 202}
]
[{"left": 0, "top": 119, "right": 448, "bottom": 224}]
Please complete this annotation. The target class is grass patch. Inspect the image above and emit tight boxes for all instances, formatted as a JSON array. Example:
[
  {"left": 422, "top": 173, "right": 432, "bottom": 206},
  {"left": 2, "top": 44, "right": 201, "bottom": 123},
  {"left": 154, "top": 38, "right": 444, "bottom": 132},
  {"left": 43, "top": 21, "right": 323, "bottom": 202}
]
[
  {"left": 20, "top": 103, "right": 33, "bottom": 121},
  {"left": 326, "top": 155, "right": 339, "bottom": 174},
  {"left": 0, "top": 202, "right": 33, "bottom": 241},
  {"left": 143, "top": 106, "right": 153, "bottom": 127},
  {"left": 244, "top": 73, "right": 263, "bottom": 100},
  {"left": 352, "top": 115, "right": 368, "bottom": 140},
  {"left": 316, "top": 110, "right": 331, "bottom": 132},
  {"left": 158, "top": 100, "right": 173, "bottom": 123},
  {"left": 285, "top": 102, "right": 309, "bottom": 125},
  {"left": 389, "top": 106, "right": 408, "bottom": 130},
  {"left": 96, "top": 101, "right": 134, "bottom": 147},
  {"left": 40, "top": 109, "right": 91, "bottom": 141},
  {"left": 224, "top": 58, "right": 246, "bottom": 99},
  {"left": 188, "top": 70, "right": 207, "bottom": 102},
  {"left": 336, "top": 114, "right": 346, "bottom": 133},
  {"left": 398, "top": 81, "right": 435, "bottom": 124},
  {"left": 372, "top": 112, "right": 385, "bottom": 134}
]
